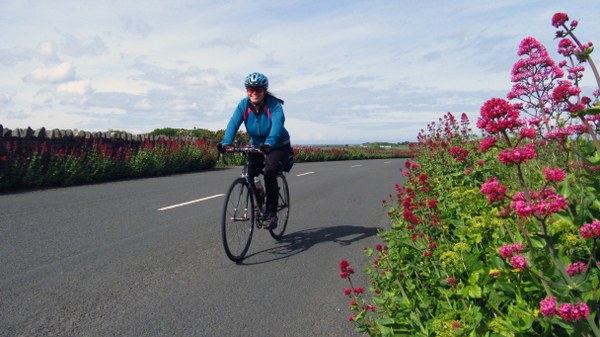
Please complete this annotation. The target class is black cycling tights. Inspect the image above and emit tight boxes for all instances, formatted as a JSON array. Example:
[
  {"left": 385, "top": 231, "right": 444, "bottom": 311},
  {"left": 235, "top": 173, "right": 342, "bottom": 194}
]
[{"left": 248, "top": 144, "right": 291, "bottom": 215}]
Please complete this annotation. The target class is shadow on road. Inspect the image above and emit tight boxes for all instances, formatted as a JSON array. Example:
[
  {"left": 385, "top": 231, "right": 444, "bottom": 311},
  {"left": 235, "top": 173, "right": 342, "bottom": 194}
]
[{"left": 239, "top": 225, "right": 380, "bottom": 265}]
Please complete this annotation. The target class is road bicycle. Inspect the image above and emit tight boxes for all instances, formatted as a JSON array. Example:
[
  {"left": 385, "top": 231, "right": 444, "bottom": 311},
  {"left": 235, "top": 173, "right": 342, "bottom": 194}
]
[{"left": 220, "top": 146, "right": 290, "bottom": 262}]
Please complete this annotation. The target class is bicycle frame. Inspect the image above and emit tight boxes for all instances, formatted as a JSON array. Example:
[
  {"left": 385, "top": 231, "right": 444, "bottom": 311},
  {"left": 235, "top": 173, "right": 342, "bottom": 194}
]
[{"left": 223, "top": 146, "right": 268, "bottom": 224}]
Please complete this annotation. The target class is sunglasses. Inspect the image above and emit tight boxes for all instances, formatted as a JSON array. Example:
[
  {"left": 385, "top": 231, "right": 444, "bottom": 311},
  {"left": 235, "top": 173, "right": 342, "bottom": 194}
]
[{"left": 247, "top": 87, "right": 265, "bottom": 94}]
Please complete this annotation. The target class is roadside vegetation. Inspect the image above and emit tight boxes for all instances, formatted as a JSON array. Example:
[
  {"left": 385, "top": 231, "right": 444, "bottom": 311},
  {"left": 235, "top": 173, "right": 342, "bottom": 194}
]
[
  {"left": 0, "top": 126, "right": 410, "bottom": 192},
  {"left": 339, "top": 12, "right": 600, "bottom": 336}
]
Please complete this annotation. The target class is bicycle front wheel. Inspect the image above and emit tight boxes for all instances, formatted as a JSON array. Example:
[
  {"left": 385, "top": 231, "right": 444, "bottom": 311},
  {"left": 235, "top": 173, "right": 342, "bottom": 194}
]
[
  {"left": 222, "top": 178, "right": 255, "bottom": 262},
  {"left": 269, "top": 173, "right": 289, "bottom": 240}
]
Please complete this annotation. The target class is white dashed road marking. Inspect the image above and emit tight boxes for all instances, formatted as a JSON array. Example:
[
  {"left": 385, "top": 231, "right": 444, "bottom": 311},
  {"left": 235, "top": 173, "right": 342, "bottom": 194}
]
[{"left": 158, "top": 194, "right": 225, "bottom": 211}]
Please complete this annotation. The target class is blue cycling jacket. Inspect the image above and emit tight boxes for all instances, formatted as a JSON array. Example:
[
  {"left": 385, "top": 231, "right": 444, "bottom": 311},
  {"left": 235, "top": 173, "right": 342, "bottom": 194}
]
[{"left": 221, "top": 95, "right": 291, "bottom": 149}]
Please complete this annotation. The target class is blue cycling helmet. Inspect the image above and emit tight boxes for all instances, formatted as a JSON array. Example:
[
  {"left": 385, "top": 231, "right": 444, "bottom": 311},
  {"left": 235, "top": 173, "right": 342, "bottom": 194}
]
[{"left": 244, "top": 72, "right": 269, "bottom": 88}]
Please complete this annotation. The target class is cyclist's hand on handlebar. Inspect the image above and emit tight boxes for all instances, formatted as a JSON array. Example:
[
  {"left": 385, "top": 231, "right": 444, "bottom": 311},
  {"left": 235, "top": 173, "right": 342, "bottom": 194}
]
[
  {"left": 218, "top": 143, "right": 235, "bottom": 153},
  {"left": 260, "top": 143, "right": 271, "bottom": 154}
]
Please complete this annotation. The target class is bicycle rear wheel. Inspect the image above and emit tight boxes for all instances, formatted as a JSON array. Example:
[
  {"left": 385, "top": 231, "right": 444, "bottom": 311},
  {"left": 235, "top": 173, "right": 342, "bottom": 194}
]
[
  {"left": 269, "top": 173, "right": 289, "bottom": 240},
  {"left": 222, "top": 178, "right": 255, "bottom": 262}
]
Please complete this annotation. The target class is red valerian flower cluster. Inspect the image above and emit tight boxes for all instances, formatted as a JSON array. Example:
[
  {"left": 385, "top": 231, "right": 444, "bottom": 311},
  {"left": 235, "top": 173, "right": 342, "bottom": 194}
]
[
  {"left": 540, "top": 296, "right": 590, "bottom": 321},
  {"left": 449, "top": 146, "right": 469, "bottom": 162},
  {"left": 510, "top": 254, "right": 528, "bottom": 271},
  {"left": 499, "top": 243, "right": 526, "bottom": 259},
  {"left": 511, "top": 188, "right": 568, "bottom": 218},
  {"left": 477, "top": 98, "right": 522, "bottom": 134},
  {"left": 499, "top": 243, "right": 529, "bottom": 271},
  {"left": 552, "top": 13, "right": 569, "bottom": 28},
  {"left": 480, "top": 177, "right": 507, "bottom": 204},
  {"left": 566, "top": 262, "right": 587, "bottom": 277},
  {"left": 508, "top": 37, "right": 564, "bottom": 104},
  {"left": 498, "top": 143, "right": 537, "bottom": 165},
  {"left": 339, "top": 260, "right": 354, "bottom": 279},
  {"left": 542, "top": 167, "right": 566, "bottom": 183},
  {"left": 580, "top": 219, "right": 600, "bottom": 239}
]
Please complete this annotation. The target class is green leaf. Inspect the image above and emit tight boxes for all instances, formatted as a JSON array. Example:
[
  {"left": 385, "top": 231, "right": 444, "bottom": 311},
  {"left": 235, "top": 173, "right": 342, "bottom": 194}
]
[
  {"left": 466, "top": 285, "right": 483, "bottom": 298},
  {"left": 468, "top": 271, "right": 481, "bottom": 285},
  {"left": 584, "top": 106, "right": 600, "bottom": 115},
  {"left": 529, "top": 236, "right": 545, "bottom": 249},
  {"left": 376, "top": 317, "right": 395, "bottom": 325}
]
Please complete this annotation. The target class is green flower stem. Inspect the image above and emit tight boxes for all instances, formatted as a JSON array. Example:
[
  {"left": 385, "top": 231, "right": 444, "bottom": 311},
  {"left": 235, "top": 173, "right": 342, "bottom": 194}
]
[
  {"left": 539, "top": 219, "right": 572, "bottom": 282},
  {"left": 561, "top": 23, "right": 600, "bottom": 154},
  {"left": 513, "top": 160, "right": 574, "bottom": 291},
  {"left": 578, "top": 116, "right": 600, "bottom": 155},
  {"left": 563, "top": 25, "right": 600, "bottom": 90},
  {"left": 585, "top": 314, "right": 600, "bottom": 337}
]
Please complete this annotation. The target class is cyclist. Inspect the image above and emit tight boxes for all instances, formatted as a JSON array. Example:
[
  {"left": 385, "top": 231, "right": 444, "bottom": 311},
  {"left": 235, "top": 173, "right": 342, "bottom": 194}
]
[{"left": 218, "top": 72, "right": 293, "bottom": 229}]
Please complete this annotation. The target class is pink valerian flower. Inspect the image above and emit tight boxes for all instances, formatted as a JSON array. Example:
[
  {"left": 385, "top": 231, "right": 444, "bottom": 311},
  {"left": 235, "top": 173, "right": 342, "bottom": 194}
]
[
  {"left": 339, "top": 260, "right": 354, "bottom": 278},
  {"left": 449, "top": 146, "right": 469, "bottom": 162},
  {"left": 344, "top": 288, "right": 352, "bottom": 296},
  {"left": 511, "top": 188, "right": 569, "bottom": 218},
  {"left": 510, "top": 254, "right": 528, "bottom": 271},
  {"left": 540, "top": 296, "right": 589, "bottom": 321},
  {"left": 540, "top": 296, "right": 559, "bottom": 317},
  {"left": 447, "top": 277, "right": 456, "bottom": 286},
  {"left": 477, "top": 98, "right": 522, "bottom": 134},
  {"left": 508, "top": 37, "right": 564, "bottom": 103},
  {"left": 542, "top": 167, "right": 566, "bottom": 182},
  {"left": 479, "top": 136, "right": 496, "bottom": 152},
  {"left": 498, "top": 143, "right": 537, "bottom": 165},
  {"left": 520, "top": 127, "right": 537, "bottom": 139},
  {"left": 552, "top": 80, "right": 581, "bottom": 102},
  {"left": 567, "top": 65, "right": 585, "bottom": 81},
  {"left": 552, "top": 13, "right": 569, "bottom": 28},
  {"left": 580, "top": 219, "right": 600, "bottom": 239},
  {"left": 552, "top": 80, "right": 585, "bottom": 115},
  {"left": 428, "top": 199, "right": 438, "bottom": 209},
  {"left": 353, "top": 287, "right": 365, "bottom": 294},
  {"left": 566, "top": 262, "right": 587, "bottom": 277},
  {"left": 499, "top": 243, "right": 526, "bottom": 259},
  {"left": 536, "top": 188, "right": 569, "bottom": 215},
  {"left": 480, "top": 177, "right": 507, "bottom": 204},
  {"left": 559, "top": 302, "right": 590, "bottom": 321},
  {"left": 545, "top": 127, "right": 573, "bottom": 141},
  {"left": 558, "top": 38, "right": 577, "bottom": 57}
]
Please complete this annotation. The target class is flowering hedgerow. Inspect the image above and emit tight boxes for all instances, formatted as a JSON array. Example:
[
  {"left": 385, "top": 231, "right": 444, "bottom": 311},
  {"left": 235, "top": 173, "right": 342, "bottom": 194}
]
[
  {"left": 0, "top": 137, "right": 218, "bottom": 190},
  {"left": 340, "top": 12, "right": 600, "bottom": 336}
]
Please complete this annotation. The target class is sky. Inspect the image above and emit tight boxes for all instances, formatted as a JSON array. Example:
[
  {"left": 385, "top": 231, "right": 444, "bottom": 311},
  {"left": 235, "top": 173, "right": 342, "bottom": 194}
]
[{"left": 1, "top": 0, "right": 599, "bottom": 145}]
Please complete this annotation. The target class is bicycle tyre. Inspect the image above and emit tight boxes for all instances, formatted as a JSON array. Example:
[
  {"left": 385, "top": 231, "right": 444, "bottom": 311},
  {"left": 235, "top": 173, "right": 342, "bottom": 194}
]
[
  {"left": 269, "top": 173, "right": 289, "bottom": 240},
  {"left": 222, "top": 178, "right": 255, "bottom": 262}
]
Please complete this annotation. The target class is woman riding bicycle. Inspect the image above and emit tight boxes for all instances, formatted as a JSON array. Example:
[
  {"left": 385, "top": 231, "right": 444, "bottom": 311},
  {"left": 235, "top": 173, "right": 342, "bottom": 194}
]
[{"left": 217, "top": 72, "right": 293, "bottom": 230}]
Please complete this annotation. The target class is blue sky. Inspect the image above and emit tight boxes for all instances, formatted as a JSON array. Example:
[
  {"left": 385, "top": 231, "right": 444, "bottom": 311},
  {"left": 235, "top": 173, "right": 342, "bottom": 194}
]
[{"left": 1, "top": 0, "right": 599, "bottom": 144}]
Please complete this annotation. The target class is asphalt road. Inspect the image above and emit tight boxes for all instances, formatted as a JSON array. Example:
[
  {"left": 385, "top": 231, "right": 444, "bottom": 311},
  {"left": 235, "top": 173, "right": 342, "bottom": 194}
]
[{"left": 0, "top": 158, "right": 407, "bottom": 337}]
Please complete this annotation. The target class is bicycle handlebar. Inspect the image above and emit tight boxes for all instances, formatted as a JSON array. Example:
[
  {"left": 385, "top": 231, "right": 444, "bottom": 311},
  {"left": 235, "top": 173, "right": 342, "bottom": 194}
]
[
  {"left": 218, "top": 145, "right": 264, "bottom": 165},
  {"left": 223, "top": 146, "right": 263, "bottom": 154}
]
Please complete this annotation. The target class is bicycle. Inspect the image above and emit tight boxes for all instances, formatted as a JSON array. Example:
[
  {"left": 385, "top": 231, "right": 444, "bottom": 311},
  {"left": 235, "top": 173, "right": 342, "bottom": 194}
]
[{"left": 220, "top": 146, "right": 290, "bottom": 262}]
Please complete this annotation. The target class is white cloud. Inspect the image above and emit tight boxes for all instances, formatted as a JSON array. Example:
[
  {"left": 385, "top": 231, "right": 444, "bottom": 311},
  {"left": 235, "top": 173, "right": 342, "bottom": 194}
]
[
  {"left": 38, "top": 41, "right": 58, "bottom": 60},
  {"left": 23, "top": 62, "right": 75, "bottom": 83},
  {"left": 57, "top": 80, "right": 92, "bottom": 96},
  {"left": 0, "top": 92, "right": 14, "bottom": 106}
]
